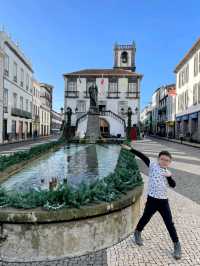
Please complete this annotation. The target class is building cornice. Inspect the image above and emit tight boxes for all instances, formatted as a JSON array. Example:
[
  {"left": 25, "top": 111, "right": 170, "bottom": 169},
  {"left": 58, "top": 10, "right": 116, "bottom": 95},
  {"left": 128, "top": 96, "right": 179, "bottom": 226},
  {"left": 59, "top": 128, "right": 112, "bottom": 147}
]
[
  {"left": 63, "top": 69, "right": 143, "bottom": 79},
  {"left": 4, "top": 41, "right": 33, "bottom": 73},
  {"left": 174, "top": 38, "right": 200, "bottom": 73}
]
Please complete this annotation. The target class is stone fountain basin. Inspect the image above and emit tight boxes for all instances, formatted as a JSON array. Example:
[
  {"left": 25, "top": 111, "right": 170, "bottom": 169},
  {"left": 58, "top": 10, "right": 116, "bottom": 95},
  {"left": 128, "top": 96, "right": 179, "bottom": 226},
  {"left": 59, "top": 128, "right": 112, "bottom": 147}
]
[{"left": 0, "top": 185, "right": 143, "bottom": 263}]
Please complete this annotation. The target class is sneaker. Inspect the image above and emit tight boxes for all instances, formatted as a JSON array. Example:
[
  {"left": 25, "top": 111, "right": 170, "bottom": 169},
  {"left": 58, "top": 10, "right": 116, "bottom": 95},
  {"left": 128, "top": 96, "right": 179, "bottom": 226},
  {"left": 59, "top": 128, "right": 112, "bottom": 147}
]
[
  {"left": 173, "top": 241, "right": 181, "bottom": 260},
  {"left": 134, "top": 230, "right": 143, "bottom": 246}
]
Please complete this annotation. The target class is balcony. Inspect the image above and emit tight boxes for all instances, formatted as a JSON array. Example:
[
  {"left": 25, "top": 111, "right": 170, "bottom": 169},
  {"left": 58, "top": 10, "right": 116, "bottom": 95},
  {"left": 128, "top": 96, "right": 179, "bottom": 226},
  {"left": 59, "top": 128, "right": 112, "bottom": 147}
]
[
  {"left": 126, "top": 91, "right": 139, "bottom": 98},
  {"left": 11, "top": 107, "right": 32, "bottom": 119},
  {"left": 65, "top": 90, "right": 79, "bottom": 98},
  {"left": 107, "top": 91, "right": 120, "bottom": 99}
]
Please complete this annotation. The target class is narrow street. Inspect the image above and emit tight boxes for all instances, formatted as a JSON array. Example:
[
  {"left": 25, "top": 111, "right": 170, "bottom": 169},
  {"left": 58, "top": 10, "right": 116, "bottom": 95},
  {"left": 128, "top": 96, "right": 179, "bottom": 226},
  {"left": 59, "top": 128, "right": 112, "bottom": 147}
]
[{"left": 0, "top": 135, "right": 59, "bottom": 156}]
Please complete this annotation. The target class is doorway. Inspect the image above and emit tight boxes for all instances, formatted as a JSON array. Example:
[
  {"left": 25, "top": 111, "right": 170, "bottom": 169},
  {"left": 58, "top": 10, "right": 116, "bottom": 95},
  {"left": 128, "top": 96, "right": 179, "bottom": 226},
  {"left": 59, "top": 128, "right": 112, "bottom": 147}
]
[
  {"left": 100, "top": 118, "right": 110, "bottom": 137},
  {"left": 3, "top": 119, "right": 8, "bottom": 141},
  {"left": 99, "top": 105, "right": 106, "bottom": 112}
]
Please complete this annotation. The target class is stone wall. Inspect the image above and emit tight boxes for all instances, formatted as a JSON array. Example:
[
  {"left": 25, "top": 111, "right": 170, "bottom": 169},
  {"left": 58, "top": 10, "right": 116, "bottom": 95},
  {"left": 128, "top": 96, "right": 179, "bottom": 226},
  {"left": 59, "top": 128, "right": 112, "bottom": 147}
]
[{"left": 0, "top": 185, "right": 143, "bottom": 264}]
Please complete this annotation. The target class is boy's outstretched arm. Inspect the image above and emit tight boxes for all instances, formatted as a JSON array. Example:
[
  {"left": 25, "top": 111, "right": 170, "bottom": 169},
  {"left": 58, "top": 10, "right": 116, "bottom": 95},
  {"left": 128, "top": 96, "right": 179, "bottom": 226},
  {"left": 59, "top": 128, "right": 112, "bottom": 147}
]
[
  {"left": 164, "top": 170, "right": 176, "bottom": 188},
  {"left": 121, "top": 144, "right": 150, "bottom": 167}
]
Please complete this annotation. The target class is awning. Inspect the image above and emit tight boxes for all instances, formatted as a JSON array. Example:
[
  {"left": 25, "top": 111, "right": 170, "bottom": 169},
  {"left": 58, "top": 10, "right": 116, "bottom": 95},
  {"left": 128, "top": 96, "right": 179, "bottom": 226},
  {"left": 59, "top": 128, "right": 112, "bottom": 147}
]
[
  {"left": 189, "top": 112, "right": 198, "bottom": 119},
  {"left": 176, "top": 116, "right": 182, "bottom": 121},
  {"left": 182, "top": 115, "right": 189, "bottom": 121}
]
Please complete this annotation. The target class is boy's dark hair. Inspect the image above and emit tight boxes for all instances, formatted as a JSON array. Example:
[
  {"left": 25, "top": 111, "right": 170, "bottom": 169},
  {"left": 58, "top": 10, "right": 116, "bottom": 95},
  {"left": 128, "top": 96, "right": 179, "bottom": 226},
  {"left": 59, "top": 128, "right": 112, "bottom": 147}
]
[{"left": 158, "top": 150, "right": 172, "bottom": 159}]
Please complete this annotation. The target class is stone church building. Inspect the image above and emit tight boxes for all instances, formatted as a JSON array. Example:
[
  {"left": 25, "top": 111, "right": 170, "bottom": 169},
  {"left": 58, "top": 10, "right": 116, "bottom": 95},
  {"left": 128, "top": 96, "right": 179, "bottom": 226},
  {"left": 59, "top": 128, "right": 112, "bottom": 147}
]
[{"left": 63, "top": 42, "right": 143, "bottom": 138}]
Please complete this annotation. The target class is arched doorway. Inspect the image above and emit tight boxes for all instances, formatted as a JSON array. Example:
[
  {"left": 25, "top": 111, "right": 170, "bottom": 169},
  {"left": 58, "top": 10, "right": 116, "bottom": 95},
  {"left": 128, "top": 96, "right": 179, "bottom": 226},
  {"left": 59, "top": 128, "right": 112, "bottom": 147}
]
[{"left": 100, "top": 118, "right": 110, "bottom": 138}]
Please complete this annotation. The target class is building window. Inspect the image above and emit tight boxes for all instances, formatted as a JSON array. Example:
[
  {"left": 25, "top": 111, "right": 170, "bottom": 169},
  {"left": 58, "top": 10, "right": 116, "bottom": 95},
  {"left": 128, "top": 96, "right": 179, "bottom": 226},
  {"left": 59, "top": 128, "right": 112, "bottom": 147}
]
[
  {"left": 30, "top": 78, "right": 33, "bottom": 93},
  {"left": 20, "top": 69, "right": 24, "bottom": 87},
  {"left": 184, "top": 90, "right": 188, "bottom": 109},
  {"left": 11, "top": 120, "right": 16, "bottom": 134},
  {"left": 108, "top": 77, "right": 118, "bottom": 97},
  {"left": 20, "top": 96, "right": 23, "bottom": 110},
  {"left": 3, "top": 88, "right": 8, "bottom": 113},
  {"left": 30, "top": 101, "right": 32, "bottom": 114},
  {"left": 199, "top": 51, "right": 200, "bottom": 73},
  {"left": 26, "top": 99, "right": 28, "bottom": 111},
  {"left": 109, "top": 78, "right": 118, "bottom": 92},
  {"left": 77, "top": 100, "right": 86, "bottom": 113},
  {"left": 13, "top": 93, "right": 17, "bottom": 108},
  {"left": 4, "top": 54, "right": 9, "bottom": 76},
  {"left": 127, "top": 78, "right": 137, "bottom": 97},
  {"left": 194, "top": 53, "right": 198, "bottom": 77},
  {"left": 193, "top": 84, "right": 198, "bottom": 105},
  {"left": 13, "top": 62, "right": 17, "bottom": 82},
  {"left": 198, "top": 82, "right": 200, "bottom": 104},
  {"left": 178, "top": 72, "right": 181, "bottom": 88},
  {"left": 26, "top": 74, "right": 29, "bottom": 90},
  {"left": 186, "top": 64, "right": 189, "bottom": 82},
  {"left": 66, "top": 78, "right": 78, "bottom": 97}
]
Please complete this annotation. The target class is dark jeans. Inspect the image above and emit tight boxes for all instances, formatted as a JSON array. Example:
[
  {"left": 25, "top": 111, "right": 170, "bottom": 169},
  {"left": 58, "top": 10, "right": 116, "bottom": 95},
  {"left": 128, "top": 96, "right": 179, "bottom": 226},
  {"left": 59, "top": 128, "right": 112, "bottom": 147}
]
[{"left": 136, "top": 195, "right": 179, "bottom": 243}]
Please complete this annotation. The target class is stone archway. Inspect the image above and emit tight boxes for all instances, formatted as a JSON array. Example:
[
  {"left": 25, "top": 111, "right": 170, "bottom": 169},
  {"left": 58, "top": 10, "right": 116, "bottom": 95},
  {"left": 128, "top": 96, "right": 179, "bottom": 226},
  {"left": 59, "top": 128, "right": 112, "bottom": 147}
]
[{"left": 100, "top": 118, "right": 110, "bottom": 138}]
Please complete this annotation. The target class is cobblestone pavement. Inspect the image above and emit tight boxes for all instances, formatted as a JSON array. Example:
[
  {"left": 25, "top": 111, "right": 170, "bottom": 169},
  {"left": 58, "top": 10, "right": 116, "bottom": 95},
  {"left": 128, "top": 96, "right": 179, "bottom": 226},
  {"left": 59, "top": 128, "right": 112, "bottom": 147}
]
[
  {"left": 107, "top": 138, "right": 200, "bottom": 265},
  {"left": 0, "top": 250, "right": 107, "bottom": 266}
]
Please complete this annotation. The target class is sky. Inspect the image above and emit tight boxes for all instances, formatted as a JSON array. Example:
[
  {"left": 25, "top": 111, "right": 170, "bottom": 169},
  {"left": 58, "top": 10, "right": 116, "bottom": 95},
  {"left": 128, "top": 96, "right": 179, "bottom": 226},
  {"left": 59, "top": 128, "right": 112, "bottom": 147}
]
[{"left": 0, "top": 0, "right": 200, "bottom": 112}]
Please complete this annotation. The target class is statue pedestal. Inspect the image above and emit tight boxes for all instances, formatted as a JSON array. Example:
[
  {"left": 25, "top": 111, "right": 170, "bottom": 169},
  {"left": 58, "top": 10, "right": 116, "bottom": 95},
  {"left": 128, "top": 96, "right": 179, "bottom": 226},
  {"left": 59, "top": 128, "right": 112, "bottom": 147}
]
[{"left": 86, "top": 112, "right": 101, "bottom": 142}]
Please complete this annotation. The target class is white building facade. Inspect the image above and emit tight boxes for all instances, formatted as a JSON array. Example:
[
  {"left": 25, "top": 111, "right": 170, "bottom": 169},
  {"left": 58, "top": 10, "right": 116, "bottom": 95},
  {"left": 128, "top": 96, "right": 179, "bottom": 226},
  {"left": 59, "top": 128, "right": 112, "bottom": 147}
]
[
  {"left": 174, "top": 38, "right": 200, "bottom": 142},
  {"left": 156, "top": 84, "right": 176, "bottom": 137},
  {"left": 51, "top": 110, "right": 62, "bottom": 135},
  {"left": 0, "top": 31, "right": 33, "bottom": 143},
  {"left": 32, "top": 79, "right": 41, "bottom": 137},
  {"left": 0, "top": 48, "right": 4, "bottom": 143},
  {"left": 39, "top": 83, "right": 53, "bottom": 136},
  {"left": 63, "top": 43, "right": 143, "bottom": 138}
]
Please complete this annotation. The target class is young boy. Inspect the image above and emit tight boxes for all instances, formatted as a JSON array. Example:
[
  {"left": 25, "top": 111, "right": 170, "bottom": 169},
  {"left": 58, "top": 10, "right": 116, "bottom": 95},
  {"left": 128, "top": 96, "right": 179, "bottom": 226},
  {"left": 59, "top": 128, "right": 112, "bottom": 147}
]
[{"left": 121, "top": 144, "right": 181, "bottom": 260}]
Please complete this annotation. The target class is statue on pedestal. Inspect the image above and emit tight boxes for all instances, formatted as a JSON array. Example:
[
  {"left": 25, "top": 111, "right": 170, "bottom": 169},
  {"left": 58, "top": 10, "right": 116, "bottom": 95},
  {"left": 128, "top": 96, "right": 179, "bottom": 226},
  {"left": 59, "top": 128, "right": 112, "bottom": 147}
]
[
  {"left": 89, "top": 84, "right": 98, "bottom": 112},
  {"left": 86, "top": 84, "right": 100, "bottom": 141},
  {"left": 66, "top": 107, "right": 72, "bottom": 126}
]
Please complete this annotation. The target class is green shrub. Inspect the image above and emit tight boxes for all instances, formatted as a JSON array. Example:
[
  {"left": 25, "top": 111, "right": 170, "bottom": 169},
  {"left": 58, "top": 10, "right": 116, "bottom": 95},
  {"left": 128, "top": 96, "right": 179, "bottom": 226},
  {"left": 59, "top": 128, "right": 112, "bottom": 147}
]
[{"left": 79, "top": 138, "right": 87, "bottom": 144}]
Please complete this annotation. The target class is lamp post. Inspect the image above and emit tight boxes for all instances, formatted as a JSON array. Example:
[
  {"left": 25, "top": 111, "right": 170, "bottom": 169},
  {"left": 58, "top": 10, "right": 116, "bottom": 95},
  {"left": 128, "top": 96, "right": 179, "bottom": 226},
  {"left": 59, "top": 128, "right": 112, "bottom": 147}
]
[{"left": 120, "top": 107, "right": 139, "bottom": 140}]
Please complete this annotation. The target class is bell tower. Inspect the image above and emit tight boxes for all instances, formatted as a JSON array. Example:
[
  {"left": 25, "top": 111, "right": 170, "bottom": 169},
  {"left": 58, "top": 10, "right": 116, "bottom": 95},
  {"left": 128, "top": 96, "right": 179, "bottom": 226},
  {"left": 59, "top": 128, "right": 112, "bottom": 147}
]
[{"left": 113, "top": 42, "right": 136, "bottom": 72}]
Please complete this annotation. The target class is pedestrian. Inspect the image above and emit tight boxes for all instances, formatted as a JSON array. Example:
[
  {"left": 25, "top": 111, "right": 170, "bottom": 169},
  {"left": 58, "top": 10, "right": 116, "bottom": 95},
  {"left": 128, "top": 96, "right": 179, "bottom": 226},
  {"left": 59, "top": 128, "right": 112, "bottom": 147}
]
[
  {"left": 121, "top": 144, "right": 181, "bottom": 260},
  {"left": 179, "top": 133, "right": 184, "bottom": 144}
]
